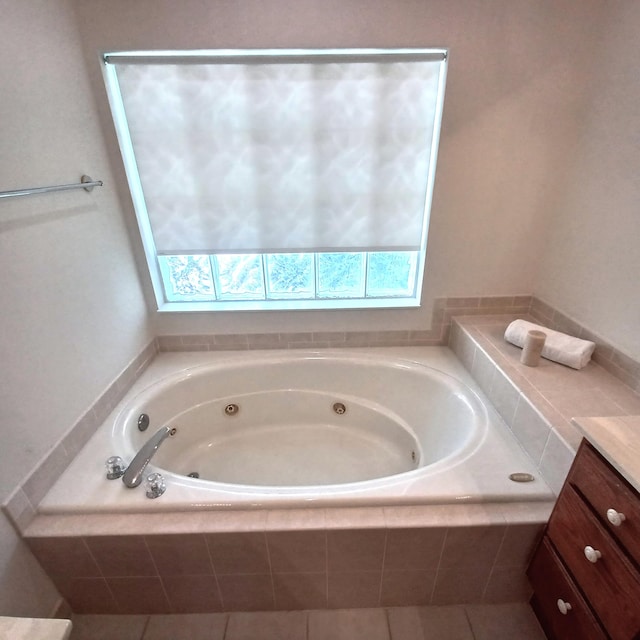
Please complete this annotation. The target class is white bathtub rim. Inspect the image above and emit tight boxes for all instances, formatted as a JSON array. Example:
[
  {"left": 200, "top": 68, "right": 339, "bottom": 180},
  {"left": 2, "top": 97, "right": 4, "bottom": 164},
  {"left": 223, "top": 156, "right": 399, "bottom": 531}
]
[
  {"left": 37, "top": 347, "right": 554, "bottom": 515},
  {"left": 111, "top": 349, "right": 490, "bottom": 491}
]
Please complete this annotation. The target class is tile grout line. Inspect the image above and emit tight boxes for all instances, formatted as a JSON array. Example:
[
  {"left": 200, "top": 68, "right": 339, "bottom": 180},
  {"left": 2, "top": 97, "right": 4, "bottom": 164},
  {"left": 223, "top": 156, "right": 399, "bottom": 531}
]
[
  {"left": 462, "top": 606, "right": 479, "bottom": 640},
  {"left": 81, "top": 536, "right": 121, "bottom": 614},
  {"left": 262, "top": 530, "right": 277, "bottom": 610},
  {"left": 324, "top": 530, "right": 329, "bottom": 610},
  {"left": 139, "top": 614, "right": 151, "bottom": 640},
  {"left": 142, "top": 536, "right": 171, "bottom": 613},
  {"left": 221, "top": 612, "right": 231, "bottom": 640},
  {"left": 377, "top": 529, "right": 389, "bottom": 607},
  {"left": 204, "top": 534, "right": 225, "bottom": 612},
  {"left": 480, "top": 525, "right": 509, "bottom": 602},
  {"left": 383, "top": 607, "right": 393, "bottom": 640},
  {"left": 428, "top": 527, "right": 449, "bottom": 605}
]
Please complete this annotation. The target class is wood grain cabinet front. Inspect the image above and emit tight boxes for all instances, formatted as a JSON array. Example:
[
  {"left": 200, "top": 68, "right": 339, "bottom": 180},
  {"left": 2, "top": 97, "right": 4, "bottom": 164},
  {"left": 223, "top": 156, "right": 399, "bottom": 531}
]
[
  {"left": 528, "top": 440, "right": 640, "bottom": 640},
  {"left": 528, "top": 538, "right": 607, "bottom": 640},
  {"left": 568, "top": 442, "right": 640, "bottom": 562}
]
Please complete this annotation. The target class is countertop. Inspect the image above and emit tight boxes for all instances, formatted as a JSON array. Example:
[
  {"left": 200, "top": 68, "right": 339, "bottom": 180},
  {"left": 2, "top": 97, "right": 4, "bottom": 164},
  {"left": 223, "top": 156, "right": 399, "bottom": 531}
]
[
  {"left": 572, "top": 415, "right": 640, "bottom": 492},
  {"left": 0, "top": 617, "right": 71, "bottom": 640}
]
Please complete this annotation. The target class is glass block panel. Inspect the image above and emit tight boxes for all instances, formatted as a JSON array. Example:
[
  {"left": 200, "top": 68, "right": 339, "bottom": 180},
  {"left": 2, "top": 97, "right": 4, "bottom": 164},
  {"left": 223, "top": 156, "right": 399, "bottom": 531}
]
[
  {"left": 366, "top": 251, "right": 418, "bottom": 297},
  {"left": 265, "top": 253, "right": 314, "bottom": 299},
  {"left": 213, "top": 254, "right": 265, "bottom": 299},
  {"left": 158, "top": 255, "right": 216, "bottom": 302},
  {"left": 317, "top": 252, "right": 365, "bottom": 298}
]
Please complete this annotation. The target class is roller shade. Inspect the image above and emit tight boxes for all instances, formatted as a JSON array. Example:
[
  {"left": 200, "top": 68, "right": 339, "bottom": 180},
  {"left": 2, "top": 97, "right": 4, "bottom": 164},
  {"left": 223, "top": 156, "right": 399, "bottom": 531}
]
[{"left": 108, "top": 50, "right": 446, "bottom": 255}]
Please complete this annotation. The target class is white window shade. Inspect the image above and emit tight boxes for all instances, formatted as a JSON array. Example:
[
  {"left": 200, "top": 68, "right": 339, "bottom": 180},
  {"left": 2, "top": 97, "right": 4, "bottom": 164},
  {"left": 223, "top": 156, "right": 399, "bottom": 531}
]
[{"left": 110, "top": 51, "right": 446, "bottom": 255}]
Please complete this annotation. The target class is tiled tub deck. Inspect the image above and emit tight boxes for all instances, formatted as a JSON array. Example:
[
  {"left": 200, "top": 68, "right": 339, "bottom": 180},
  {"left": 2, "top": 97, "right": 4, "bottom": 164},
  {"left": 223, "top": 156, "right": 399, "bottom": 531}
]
[
  {"left": 449, "top": 314, "right": 640, "bottom": 495},
  {"left": 22, "top": 341, "right": 555, "bottom": 616},
  {"left": 21, "top": 312, "right": 640, "bottom": 616}
]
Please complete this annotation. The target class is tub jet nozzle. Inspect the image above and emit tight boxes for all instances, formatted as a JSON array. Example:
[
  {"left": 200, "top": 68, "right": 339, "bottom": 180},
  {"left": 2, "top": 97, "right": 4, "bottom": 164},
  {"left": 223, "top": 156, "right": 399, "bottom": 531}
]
[
  {"left": 224, "top": 403, "right": 239, "bottom": 416},
  {"left": 137, "top": 413, "right": 150, "bottom": 431},
  {"left": 333, "top": 402, "right": 346, "bottom": 415}
]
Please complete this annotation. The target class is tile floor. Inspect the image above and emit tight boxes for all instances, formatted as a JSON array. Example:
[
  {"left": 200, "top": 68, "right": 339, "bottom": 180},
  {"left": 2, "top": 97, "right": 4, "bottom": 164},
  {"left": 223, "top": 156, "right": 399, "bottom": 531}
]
[{"left": 68, "top": 603, "right": 547, "bottom": 639}]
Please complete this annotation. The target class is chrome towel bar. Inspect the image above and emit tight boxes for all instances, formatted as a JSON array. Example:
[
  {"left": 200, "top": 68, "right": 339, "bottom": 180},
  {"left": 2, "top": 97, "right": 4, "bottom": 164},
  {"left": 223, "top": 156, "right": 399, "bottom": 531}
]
[{"left": 0, "top": 175, "right": 103, "bottom": 200}]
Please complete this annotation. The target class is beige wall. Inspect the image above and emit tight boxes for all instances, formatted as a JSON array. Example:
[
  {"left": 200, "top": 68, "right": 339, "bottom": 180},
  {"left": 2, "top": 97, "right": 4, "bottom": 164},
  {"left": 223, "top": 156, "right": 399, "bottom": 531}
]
[
  {"left": 2, "top": 0, "right": 638, "bottom": 619},
  {"left": 534, "top": 2, "right": 640, "bottom": 361},
  {"left": 72, "top": 0, "right": 607, "bottom": 336},
  {"left": 0, "top": 0, "right": 152, "bottom": 615}
]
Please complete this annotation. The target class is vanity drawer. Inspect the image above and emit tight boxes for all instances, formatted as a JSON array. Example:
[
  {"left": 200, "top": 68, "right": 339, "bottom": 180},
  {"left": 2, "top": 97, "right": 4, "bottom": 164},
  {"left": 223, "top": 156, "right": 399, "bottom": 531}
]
[
  {"left": 528, "top": 537, "right": 607, "bottom": 640},
  {"left": 569, "top": 441, "right": 640, "bottom": 564},
  {"left": 548, "top": 484, "right": 640, "bottom": 639}
]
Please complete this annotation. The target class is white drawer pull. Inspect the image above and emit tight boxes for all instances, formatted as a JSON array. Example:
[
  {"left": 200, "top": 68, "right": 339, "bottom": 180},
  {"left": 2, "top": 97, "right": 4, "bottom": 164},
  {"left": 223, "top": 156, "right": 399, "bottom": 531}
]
[
  {"left": 557, "top": 599, "right": 572, "bottom": 615},
  {"left": 584, "top": 546, "right": 602, "bottom": 563},
  {"left": 606, "top": 508, "right": 626, "bottom": 527}
]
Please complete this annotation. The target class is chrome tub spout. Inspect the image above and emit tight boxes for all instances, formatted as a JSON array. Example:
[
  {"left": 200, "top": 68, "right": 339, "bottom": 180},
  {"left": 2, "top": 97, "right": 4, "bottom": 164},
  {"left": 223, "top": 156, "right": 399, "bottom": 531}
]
[{"left": 122, "top": 426, "right": 176, "bottom": 488}]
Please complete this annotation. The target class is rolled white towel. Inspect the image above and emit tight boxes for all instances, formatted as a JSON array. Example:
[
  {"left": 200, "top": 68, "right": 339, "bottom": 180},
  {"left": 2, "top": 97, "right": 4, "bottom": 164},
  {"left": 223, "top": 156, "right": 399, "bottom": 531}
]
[{"left": 504, "top": 319, "right": 596, "bottom": 370}]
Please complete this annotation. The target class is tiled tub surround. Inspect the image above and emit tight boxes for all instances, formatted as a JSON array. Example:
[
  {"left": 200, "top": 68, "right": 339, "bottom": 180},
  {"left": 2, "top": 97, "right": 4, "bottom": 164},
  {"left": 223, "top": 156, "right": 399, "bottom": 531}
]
[
  {"left": 449, "top": 315, "right": 640, "bottom": 495},
  {"left": 155, "top": 295, "right": 640, "bottom": 394},
  {"left": 528, "top": 298, "right": 640, "bottom": 393},
  {"left": 4, "top": 296, "right": 526, "bottom": 535},
  {"left": 2, "top": 339, "right": 158, "bottom": 533},
  {"left": 4, "top": 294, "right": 639, "bottom": 616},
  {"left": 25, "top": 503, "right": 549, "bottom": 614},
  {"left": 155, "top": 296, "right": 534, "bottom": 353},
  {"left": 21, "top": 344, "right": 554, "bottom": 614},
  {"left": 5, "top": 293, "right": 639, "bottom": 538}
]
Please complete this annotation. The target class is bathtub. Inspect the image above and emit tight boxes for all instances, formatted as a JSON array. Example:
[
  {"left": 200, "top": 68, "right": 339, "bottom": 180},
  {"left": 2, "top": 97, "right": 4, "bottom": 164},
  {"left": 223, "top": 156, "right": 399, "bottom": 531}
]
[{"left": 38, "top": 347, "right": 553, "bottom": 514}]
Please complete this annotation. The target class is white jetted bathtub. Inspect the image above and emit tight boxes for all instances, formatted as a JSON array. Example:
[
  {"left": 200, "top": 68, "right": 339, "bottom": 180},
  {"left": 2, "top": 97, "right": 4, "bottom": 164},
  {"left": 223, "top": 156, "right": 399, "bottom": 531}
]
[{"left": 39, "top": 347, "right": 553, "bottom": 513}]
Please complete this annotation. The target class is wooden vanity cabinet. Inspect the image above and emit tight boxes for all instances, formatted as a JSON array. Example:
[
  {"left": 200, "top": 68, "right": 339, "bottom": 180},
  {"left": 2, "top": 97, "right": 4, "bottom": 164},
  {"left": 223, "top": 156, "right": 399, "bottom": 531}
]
[{"left": 527, "top": 439, "right": 640, "bottom": 640}]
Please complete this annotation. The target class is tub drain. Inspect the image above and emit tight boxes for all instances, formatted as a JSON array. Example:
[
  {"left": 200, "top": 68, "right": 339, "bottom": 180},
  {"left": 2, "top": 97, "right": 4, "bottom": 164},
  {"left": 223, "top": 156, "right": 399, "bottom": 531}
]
[{"left": 187, "top": 472, "right": 200, "bottom": 479}]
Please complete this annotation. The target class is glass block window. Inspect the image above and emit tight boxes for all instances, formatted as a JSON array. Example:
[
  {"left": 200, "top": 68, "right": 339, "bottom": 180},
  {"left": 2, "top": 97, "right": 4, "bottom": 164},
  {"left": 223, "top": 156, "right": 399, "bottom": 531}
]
[{"left": 103, "top": 49, "right": 448, "bottom": 311}]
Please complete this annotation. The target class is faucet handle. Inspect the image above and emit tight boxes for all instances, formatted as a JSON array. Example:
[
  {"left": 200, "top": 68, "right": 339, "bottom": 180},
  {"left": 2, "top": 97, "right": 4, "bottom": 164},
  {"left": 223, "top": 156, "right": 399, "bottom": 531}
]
[
  {"left": 105, "top": 456, "right": 127, "bottom": 480},
  {"left": 145, "top": 472, "right": 166, "bottom": 499}
]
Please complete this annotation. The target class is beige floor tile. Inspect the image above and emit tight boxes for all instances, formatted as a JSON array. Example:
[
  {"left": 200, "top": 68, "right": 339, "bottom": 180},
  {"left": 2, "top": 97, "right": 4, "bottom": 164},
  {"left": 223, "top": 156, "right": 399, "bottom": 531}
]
[
  {"left": 142, "top": 613, "right": 228, "bottom": 639},
  {"left": 388, "top": 606, "right": 474, "bottom": 640},
  {"left": 70, "top": 604, "right": 546, "bottom": 640},
  {"left": 431, "top": 566, "right": 492, "bottom": 605},
  {"left": 465, "top": 603, "right": 546, "bottom": 640},
  {"left": 387, "top": 608, "right": 424, "bottom": 640},
  {"left": 225, "top": 611, "right": 306, "bottom": 640},
  {"left": 308, "top": 608, "right": 390, "bottom": 640},
  {"left": 69, "top": 615, "right": 148, "bottom": 640}
]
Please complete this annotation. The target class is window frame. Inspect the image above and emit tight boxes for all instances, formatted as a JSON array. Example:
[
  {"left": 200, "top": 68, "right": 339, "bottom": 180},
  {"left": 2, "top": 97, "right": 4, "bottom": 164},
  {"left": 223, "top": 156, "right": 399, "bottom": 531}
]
[{"left": 102, "top": 48, "right": 448, "bottom": 313}]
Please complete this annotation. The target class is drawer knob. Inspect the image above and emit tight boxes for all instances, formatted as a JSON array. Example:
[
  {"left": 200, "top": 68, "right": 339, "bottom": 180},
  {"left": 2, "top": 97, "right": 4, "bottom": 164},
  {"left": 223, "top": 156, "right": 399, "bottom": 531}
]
[
  {"left": 557, "top": 599, "right": 573, "bottom": 615},
  {"left": 606, "top": 508, "right": 626, "bottom": 527},
  {"left": 584, "top": 546, "right": 602, "bottom": 563}
]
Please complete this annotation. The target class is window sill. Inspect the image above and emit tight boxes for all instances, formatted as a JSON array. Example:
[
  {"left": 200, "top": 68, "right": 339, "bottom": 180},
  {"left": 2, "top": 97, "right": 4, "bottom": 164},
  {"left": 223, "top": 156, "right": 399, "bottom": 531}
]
[{"left": 156, "top": 297, "right": 422, "bottom": 313}]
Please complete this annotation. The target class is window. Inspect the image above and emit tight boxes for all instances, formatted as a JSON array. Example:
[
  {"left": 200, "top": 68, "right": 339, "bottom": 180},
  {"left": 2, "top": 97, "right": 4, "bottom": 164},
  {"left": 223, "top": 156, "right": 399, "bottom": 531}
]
[{"left": 103, "top": 49, "right": 448, "bottom": 311}]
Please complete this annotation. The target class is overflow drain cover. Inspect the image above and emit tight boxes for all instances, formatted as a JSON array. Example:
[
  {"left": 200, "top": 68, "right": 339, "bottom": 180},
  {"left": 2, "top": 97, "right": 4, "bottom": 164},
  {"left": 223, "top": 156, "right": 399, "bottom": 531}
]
[{"left": 509, "top": 472, "right": 535, "bottom": 483}]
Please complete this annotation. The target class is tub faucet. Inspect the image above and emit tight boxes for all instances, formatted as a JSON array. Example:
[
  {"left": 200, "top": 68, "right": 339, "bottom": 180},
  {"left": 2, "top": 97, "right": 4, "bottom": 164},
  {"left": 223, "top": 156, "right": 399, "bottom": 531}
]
[{"left": 122, "top": 426, "right": 176, "bottom": 488}]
